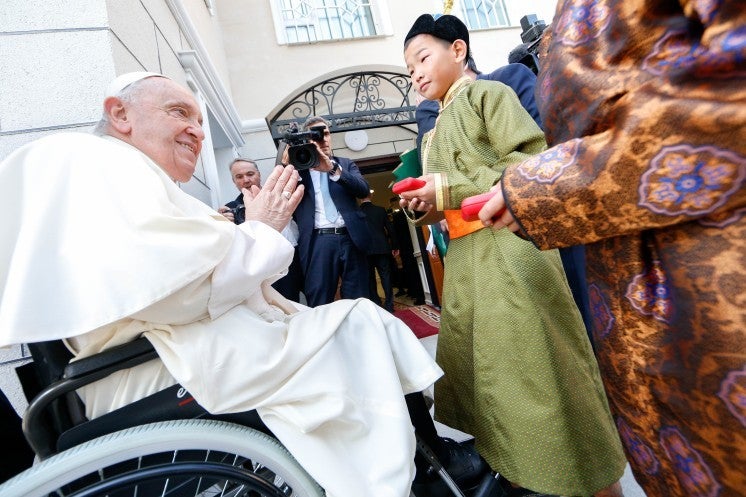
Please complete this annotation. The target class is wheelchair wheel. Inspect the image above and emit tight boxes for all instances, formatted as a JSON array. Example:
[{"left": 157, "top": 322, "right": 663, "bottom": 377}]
[{"left": 0, "top": 419, "right": 325, "bottom": 497}]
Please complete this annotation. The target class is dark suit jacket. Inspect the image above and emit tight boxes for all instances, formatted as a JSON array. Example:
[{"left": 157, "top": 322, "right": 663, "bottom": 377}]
[
  {"left": 294, "top": 156, "right": 371, "bottom": 272},
  {"left": 416, "top": 63, "right": 542, "bottom": 153},
  {"left": 360, "top": 201, "right": 398, "bottom": 255},
  {"left": 481, "top": 63, "right": 542, "bottom": 128}
]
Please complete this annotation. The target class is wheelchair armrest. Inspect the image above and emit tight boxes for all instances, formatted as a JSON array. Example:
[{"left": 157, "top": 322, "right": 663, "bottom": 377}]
[
  {"left": 24, "top": 337, "right": 159, "bottom": 459},
  {"left": 63, "top": 337, "right": 158, "bottom": 379}
]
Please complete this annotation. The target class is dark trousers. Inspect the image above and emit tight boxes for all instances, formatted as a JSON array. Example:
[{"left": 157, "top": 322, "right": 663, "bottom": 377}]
[
  {"left": 1, "top": 389, "right": 34, "bottom": 481},
  {"left": 558, "top": 245, "right": 594, "bottom": 349},
  {"left": 304, "top": 232, "right": 369, "bottom": 307},
  {"left": 272, "top": 247, "right": 304, "bottom": 302},
  {"left": 367, "top": 253, "right": 394, "bottom": 312}
]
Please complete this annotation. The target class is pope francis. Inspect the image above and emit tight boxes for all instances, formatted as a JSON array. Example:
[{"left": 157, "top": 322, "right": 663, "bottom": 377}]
[{"left": 0, "top": 72, "right": 445, "bottom": 497}]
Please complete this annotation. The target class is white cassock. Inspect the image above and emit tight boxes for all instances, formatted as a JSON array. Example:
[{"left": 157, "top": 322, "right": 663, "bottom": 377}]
[{"left": 0, "top": 133, "right": 443, "bottom": 497}]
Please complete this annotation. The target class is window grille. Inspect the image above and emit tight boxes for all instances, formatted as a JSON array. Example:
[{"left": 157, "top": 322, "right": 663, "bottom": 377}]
[
  {"left": 277, "top": 0, "right": 378, "bottom": 44},
  {"left": 460, "top": 0, "right": 510, "bottom": 30}
]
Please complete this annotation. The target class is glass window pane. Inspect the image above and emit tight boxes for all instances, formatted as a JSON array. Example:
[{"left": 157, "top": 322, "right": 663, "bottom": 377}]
[
  {"left": 460, "top": 0, "right": 510, "bottom": 30},
  {"left": 280, "top": 0, "right": 377, "bottom": 43}
]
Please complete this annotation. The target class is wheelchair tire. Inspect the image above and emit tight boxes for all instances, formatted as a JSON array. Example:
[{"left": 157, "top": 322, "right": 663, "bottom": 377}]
[{"left": 0, "top": 419, "right": 325, "bottom": 497}]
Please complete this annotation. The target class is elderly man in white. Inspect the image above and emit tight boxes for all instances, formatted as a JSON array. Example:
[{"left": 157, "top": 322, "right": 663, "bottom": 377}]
[{"left": 0, "top": 72, "right": 456, "bottom": 497}]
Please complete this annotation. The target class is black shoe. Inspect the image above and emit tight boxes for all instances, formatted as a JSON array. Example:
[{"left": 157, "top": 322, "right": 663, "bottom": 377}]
[
  {"left": 439, "top": 438, "right": 489, "bottom": 488},
  {"left": 413, "top": 299, "right": 426, "bottom": 306},
  {"left": 411, "top": 438, "right": 489, "bottom": 496}
]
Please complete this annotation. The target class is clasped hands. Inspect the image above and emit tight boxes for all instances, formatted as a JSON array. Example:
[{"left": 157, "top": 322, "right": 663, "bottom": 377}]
[{"left": 243, "top": 165, "right": 304, "bottom": 232}]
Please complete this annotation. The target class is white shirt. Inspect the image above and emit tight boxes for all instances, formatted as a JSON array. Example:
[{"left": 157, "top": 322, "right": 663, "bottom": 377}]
[
  {"left": 281, "top": 219, "right": 300, "bottom": 247},
  {"left": 310, "top": 167, "right": 345, "bottom": 229}
]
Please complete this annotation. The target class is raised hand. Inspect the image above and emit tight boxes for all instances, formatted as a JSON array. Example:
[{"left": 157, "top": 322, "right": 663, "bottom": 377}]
[{"left": 243, "top": 165, "right": 304, "bottom": 232}]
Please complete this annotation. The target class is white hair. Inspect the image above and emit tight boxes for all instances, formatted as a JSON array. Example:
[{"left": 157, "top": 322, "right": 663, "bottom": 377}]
[{"left": 93, "top": 78, "right": 156, "bottom": 136}]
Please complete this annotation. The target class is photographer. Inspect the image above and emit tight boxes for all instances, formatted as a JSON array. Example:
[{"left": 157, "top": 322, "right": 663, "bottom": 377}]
[
  {"left": 219, "top": 158, "right": 261, "bottom": 223},
  {"left": 290, "top": 116, "right": 372, "bottom": 306}
]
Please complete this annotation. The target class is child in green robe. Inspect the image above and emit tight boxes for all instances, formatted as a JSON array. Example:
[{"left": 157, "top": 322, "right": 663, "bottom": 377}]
[{"left": 400, "top": 13, "right": 627, "bottom": 497}]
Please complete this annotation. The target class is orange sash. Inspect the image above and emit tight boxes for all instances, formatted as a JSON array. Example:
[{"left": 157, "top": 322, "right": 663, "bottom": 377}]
[{"left": 444, "top": 210, "right": 484, "bottom": 239}]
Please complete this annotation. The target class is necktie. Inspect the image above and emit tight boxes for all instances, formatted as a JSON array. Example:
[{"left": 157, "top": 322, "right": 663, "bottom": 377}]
[{"left": 319, "top": 171, "right": 339, "bottom": 222}]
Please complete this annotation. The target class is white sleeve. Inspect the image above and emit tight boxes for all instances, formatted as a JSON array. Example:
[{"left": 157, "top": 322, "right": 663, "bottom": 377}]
[{"left": 208, "top": 221, "right": 294, "bottom": 319}]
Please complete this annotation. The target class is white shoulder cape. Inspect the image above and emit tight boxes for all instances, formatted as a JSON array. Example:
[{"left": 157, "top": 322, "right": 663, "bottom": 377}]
[{"left": 0, "top": 133, "right": 235, "bottom": 347}]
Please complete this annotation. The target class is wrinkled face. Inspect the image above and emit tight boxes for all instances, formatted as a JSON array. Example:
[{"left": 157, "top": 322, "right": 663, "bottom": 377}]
[
  {"left": 124, "top": 78, "right": 205, "bottom": 182},
  {"left": 230, "top": 160, "right": 261, "bottom": 191},
  {"left": 404, "top": 34, "right": 464, "bottom": 101}
]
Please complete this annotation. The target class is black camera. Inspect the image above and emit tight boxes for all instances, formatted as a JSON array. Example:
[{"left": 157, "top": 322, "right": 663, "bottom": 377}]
[
  {"left": 519, "top": 14, "right": 546, "bottom": 44},
  {"left": 281, "top": 124, "right": 327, "bottom": 171},
  {"left": 508, "top": 14, "right": 547, "bottom": 75},
  {"left": 229, "top": 204, "right": 245, "bottom": 225}
]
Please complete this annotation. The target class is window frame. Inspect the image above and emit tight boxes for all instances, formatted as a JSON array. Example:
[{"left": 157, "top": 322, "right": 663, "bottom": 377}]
[
  {"left": 269, "top": 0, "right": 393, "bottom": 45},
  {"left": 458, "top": 0, "right": 512, "bottom": 31}
]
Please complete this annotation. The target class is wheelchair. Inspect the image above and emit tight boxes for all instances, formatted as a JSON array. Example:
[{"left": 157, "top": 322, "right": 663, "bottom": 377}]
[{"left": 0, "top": 337, "right": 506, "bottom": 497}]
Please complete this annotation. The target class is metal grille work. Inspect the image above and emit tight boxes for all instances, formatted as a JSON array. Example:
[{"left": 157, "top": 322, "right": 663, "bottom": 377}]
[
  {"left": 279, "top": 0, "right": 377, "bottom": 44},
  {"left": 267, "top": 70, "right": 417, "bottom": 141},
  {"left": 460, "top": 0, "right": 511, "bottom": 30}
]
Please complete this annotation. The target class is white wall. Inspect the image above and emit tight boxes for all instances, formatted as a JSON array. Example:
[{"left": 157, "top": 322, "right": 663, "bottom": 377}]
[{"left": 0, "top": 0, "right": 114, "bottom": 159}]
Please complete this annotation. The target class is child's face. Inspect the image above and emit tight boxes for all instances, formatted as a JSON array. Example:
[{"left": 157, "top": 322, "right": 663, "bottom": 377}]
[{"left": 405, "top": 34, "right": 465, "bottom": 101}]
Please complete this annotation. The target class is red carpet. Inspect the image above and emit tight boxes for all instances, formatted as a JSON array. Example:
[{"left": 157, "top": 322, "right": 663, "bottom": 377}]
[{"left": 393, "top": 304, "right": 440, "bottom": 339}]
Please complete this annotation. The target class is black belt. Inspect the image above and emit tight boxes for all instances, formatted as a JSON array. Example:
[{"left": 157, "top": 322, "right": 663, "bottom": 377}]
[{"left": 315, "top": 227, "right": 348, "bottom": 235}]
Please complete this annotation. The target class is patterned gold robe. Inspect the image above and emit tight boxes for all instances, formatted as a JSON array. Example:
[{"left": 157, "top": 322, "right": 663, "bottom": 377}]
[
  {"left": 421, "top": 77, "right": 626, "bottom": 495},
  {"left": 501, "top": 0, "right": 746, "bottom": 495}
]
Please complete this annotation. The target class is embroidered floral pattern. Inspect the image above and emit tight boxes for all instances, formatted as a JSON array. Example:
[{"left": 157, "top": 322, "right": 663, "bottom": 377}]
[
  {"left": 589, "top": 284, "right": 614, "bottom": 340},
  {"left": 554, "top": 0, "right": 612, "bottom": 47},
  {"left": 616, "top": 417, "right": 660, "bottom": 475},
  {"left": 644, "top": 30, "right": 703, "bottom": 76},
  {"left": 503, "top": 1, "right": 746, "bottom": 494},
  {"left": 717, "top": 366, "right": 746, "bottom": 428},
  {"left": 644, "top": 26, "right": 746, "bottom": 78},
  {"left": 517, "top": 139, "right": 580, "bottom": 184},
  {"left": 660, "top": 426, "right": 722, "bottom": 497},
  {"left": 639, "top": 144, "right": 746, "bottom": 216},
  {"left": 699, "top": 207, "right": 746, "bottom": 228},
  {"left": 625, "top": 261, "right": 673, "bottom": 323}
]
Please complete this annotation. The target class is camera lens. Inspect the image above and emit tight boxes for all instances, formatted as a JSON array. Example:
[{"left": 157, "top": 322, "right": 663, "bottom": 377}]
[
  {"left": 295, "top": 148, "right": 312, "bottom": 166},
  {"left": 288, "top": 143, "right": 319, "bottom": 170}
]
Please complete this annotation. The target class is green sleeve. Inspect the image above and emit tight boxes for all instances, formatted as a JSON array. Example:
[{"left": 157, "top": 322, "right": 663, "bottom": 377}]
[{"left": 440, "top": 83, "right": 546, "bottom": 211}]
